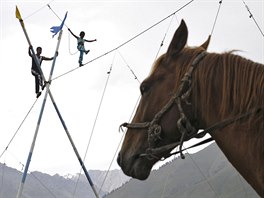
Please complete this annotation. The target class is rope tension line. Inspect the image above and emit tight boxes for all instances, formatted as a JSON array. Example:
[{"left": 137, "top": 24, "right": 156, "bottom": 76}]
[
  {"left": 15, "top": 6, "right": 99, "bottom": 198},
  {"left": 71, "top": 51, "right": 117, "bottom": 197},
  {"left": 210, "top": 0, "right": 223, "bottom": 36},
  {"left": 242, "top": 0, "right": 264, "bottom": 37},
  {"left": 49, "top": 0, "right": 195, "bottom": 81},
  {"left": 0, "top": 99, "right": 38, "bottom": 160}
]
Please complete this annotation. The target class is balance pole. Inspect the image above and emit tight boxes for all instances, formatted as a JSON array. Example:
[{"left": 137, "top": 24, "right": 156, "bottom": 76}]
[{"left": 16, "top": 29, "right": 63, "bottom": 198}]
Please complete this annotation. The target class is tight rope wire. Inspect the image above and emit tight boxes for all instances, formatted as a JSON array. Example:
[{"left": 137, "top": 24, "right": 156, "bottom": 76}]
[
  {"left": 210, "top": 0, "right": 223, "bottom": 36},
  {"left": 50, "top": 0, "right": 195, "bottom": 81},
  {"left": 71, "top": 51, "right": 117, "bottom": 198},
  {"left": 0, "top": 98, "right": 38, "bottom": 160},
  {"left": 242, "top": 0, "right": 264, "bottom": 38}
]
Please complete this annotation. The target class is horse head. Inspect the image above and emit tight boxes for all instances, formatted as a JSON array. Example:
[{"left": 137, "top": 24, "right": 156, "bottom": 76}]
[{"left": 117, "top": 20, "right": 211, "bottom": 180}]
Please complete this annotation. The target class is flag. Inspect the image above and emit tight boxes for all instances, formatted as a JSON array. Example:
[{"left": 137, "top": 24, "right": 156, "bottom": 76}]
[
  {"left": 15, "top": 6, "right": 22, "bottom": 20},
  {"left": 50, "top": 11, "right": 68, "bottom": 38}
]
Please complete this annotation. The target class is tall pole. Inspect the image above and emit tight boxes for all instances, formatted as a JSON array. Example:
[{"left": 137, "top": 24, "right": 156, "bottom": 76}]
[
  {"left": 16, "top": 17, "right": 63, "bottom": 198},
  {"left": 48, "top": 91, "right": 100, "bottom": 198},
  {"left": 15, "top": 6, "right": 99, "bottom": 198}
]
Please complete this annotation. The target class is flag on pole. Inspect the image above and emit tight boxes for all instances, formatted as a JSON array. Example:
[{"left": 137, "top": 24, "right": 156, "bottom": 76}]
[
  {"left": 15, "top": 6, "right": 22, "bottom": 20},
  {"left": 50, "top": 11, "right": 68, "bottom": 38}
]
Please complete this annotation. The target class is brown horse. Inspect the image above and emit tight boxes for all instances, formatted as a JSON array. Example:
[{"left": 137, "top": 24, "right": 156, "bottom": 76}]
[{"left": 117, "top": 20, "right": 264, "bottom": 196}]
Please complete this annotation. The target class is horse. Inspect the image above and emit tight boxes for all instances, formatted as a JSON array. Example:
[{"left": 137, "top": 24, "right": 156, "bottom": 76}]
[{"left": 117, "top": 20, "right": 264, "bottom": 196}]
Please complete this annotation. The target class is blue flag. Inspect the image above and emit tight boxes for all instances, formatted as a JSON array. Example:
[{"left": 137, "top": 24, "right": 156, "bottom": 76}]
[{"left": 50, "top": 11, "right": 68, "bottom": 38}]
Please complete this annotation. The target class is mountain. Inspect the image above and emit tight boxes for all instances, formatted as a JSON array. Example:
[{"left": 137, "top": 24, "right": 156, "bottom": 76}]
[
  {"left": 0, "top": 143, "right": 260, "bottom": 198},
  {"left": 0, "top": 164, "right": 129, "bottom": 198},
  {"left": 105, "top": 143, "right": 259, "bottom": 198}
]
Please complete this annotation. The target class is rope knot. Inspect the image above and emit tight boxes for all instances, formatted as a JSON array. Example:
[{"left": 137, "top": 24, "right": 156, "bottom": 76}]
[{"left": 148, "top": 124, "right": 162, "bottom": 148}]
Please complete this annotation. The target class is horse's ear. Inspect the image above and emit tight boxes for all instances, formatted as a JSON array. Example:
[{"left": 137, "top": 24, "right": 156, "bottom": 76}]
[
  {"left": 167, "top": 19, "right": 188, "bottom": 57},
  {"left": 200, "top": 35, "right": 211, "bottom": 50}
]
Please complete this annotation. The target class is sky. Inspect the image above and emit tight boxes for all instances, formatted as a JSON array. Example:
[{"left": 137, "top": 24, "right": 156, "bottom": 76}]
[{"left": 0, "top": 0, "right": 263, "bottom": 178}]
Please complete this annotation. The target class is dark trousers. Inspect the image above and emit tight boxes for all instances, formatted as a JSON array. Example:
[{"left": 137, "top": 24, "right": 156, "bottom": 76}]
[{"left": 31, "top": 70, "right": 43, "bottom": 94}]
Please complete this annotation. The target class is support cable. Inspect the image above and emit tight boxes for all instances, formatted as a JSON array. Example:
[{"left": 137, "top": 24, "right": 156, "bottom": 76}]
[
  {"left": 210, "top": 0, "right": 223, "bottom": 36},
  {"left": 96, "top": 52, "right": 142, "bottom": 194},
  {"left": 2, "top": 151, "right": 58, "bottom": 198},
  {"left": 0, "top": 98, "right": 38, "bottom": 160},
  {"left": 182, "top": 146, "right": 219, "bottom": 198},
  {"left": 5, "top": 150, "right": 25, "bottom": 171},
  {"left": 47, "top": 4, "right": 69, "bottom": 29},
  {"left": 98, "top": 13, "right": 180, "bottom": 192},
  {"left": 71, "top": 51, "right": 117, "bottom": 198},
  {"left": 23, "top": 0, "right": 55, "bottom": 20},
  {"left": 242, "top": 0, "right": 264, "bottom": 37},
  {"left": 99, "top": 94, "right": 141, "bottom": 195},
  {"left": 30, "top": 171, "right": 58, "bottom": 198},
  {"left": 160, "top": 150, "right": 178, "bottom": 198},
  {"left": 0, "top": 158, "right": 6, "bottom": 198},
  {"left": 117, "top": 51, "right": 140, "bottom": 83},
  {"left": 50, "top": 0, "right": 195, "bottom": 81}
]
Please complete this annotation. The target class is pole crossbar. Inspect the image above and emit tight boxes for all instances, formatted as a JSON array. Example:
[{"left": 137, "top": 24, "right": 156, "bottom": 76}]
[{"left": 15, "top": 6, "right": 99, "bottom": 198}]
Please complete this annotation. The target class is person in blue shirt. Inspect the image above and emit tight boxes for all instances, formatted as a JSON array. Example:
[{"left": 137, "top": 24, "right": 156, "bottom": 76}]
[{"left": 68, "top": 29, "right": 97, "bottom": 66}]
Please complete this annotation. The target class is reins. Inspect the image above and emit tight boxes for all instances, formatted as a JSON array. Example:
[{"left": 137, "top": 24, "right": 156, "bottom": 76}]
[{"left": 161, "top": 106, "right": 263, "bottom": 159}]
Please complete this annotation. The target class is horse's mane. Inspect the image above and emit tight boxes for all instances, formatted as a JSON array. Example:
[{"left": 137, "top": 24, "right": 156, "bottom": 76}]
[
  {"left": 189, "top": 48, "right": 264, "bottom": 133},
  {"left": 152, "top": 46, "right": 264, "bottom": 134}
]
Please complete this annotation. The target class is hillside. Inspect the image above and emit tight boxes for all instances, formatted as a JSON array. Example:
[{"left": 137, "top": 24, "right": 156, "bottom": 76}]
[
  {"left": 0, "top": 142, "right": 260, "bottom": 198},
  {"left": 0, "top": 164, "right": 129, "bottom": 198},
  {"left": 105, "top": 143, "right": 259, "bottom": 198}
]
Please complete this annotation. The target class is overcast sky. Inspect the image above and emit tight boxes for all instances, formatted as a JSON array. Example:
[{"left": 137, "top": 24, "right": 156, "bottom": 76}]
[{"left": 0, "top": 0, "right": 263, "bottom": 177}]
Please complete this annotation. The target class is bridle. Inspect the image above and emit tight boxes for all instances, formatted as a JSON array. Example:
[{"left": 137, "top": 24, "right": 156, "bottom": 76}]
[
  {"left": 120, "top": 51, "right": 207, "bottom": 160},
  {"left": 120, "top": 50, "right": 263, "bottom": 161}
]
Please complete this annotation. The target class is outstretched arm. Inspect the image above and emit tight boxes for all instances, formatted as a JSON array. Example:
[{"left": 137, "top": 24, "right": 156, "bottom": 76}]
[
  {"left": 68, "top": 28, "right": 78, "bottom": 39},
  {"left": 42, "top": 52, "right": 59, "bottom": 61},
  {"left": 84, "top": 39, "right": 97, "bottom": 42}
]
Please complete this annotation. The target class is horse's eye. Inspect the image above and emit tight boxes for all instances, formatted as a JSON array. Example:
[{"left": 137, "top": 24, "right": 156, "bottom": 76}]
[{"left": 140, "top": 82, "right": 149, "bottom": 95}]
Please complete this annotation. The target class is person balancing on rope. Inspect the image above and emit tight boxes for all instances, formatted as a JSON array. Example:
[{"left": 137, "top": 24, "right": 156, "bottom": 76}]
[
  {"left": 68, "top": 28, "right": 97, "bottom": 66},
  {"left": 28, "top": 45, "right": 58, "bottom": 98}
]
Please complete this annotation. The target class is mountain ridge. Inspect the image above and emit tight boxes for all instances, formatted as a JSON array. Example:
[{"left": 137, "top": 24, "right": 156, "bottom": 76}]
[
  {"left": 105, "top": 143, "right": 259, "bottom": 198},
  {"left": 0, "top": 143, "right": 260, "bottom": 198}
]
